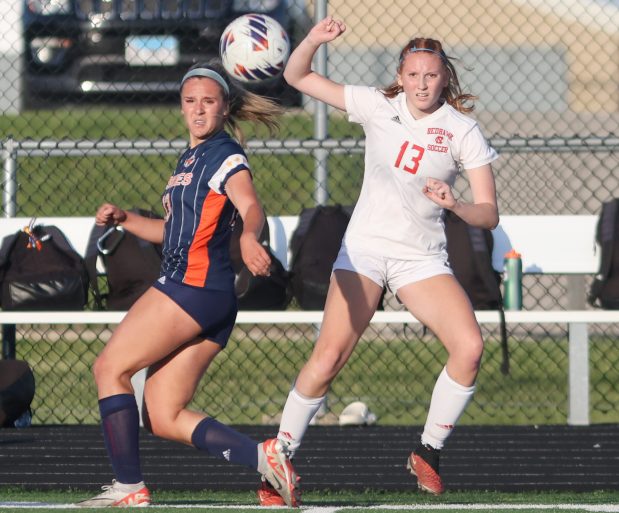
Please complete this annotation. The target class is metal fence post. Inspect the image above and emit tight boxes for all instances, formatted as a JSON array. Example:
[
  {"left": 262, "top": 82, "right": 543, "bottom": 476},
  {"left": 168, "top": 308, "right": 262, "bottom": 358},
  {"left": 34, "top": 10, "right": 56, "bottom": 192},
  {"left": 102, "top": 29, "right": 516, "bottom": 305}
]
[
  {"left": 313, "top": 0, "right": 328, "bottom": 206},
  {"left": 2, "top": 136, "right": 17, "bottom": 217},
  {"left": 1, "top": 137, "right": 17, "bottom": 359}
]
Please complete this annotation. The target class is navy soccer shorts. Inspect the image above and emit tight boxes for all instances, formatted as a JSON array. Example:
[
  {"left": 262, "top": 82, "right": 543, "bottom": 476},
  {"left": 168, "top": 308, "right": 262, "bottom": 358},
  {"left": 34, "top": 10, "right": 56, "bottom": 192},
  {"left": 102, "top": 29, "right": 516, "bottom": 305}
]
[{"left": 153, "top": 276, "right": 237, "bottom": 348}]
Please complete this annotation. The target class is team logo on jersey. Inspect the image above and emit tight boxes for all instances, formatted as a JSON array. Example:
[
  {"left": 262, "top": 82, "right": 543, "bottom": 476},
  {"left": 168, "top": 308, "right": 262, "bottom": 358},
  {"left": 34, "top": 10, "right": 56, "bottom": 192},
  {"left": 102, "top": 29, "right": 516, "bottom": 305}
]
[
  {"left": 158, "top": 276, "right": 166, "bottom": 285},
  {"left": 427, "top": 127, "right": 453, "bottom": 140},
  {"left": 391, "top": 115, "right": 401, "bottom": 124},
  {"left": 184, "top": 155, "right": 196, "bottom": 167},
  {"left": 427, "top": 144, "right": 448, "bottom": 153},
  {"left": 427, "top": 129, "right": 450, "bottom": 153},
  {"left": 167, "top": 172, "right": 193, "bottom": 188}
]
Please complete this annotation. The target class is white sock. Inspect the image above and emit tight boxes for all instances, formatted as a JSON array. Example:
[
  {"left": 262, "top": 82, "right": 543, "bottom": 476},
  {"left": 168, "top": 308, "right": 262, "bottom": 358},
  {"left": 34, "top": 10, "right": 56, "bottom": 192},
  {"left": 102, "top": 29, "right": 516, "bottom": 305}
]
[
  {"left": 277, "top": 387, "right": 326, "bottom": 457},
  {"left": 421, "top": 367, "right": 475, "bottom": 450}
]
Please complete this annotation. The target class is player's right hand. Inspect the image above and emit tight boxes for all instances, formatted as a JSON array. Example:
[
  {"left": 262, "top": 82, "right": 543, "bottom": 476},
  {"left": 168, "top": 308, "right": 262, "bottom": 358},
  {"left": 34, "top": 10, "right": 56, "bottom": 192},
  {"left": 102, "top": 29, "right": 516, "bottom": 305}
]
[
  {"left": 307, "top": 16, "right": 346, "bottom": 46},
  {"left": 95, "top": 203, "right": 127, "bottom": 226}
]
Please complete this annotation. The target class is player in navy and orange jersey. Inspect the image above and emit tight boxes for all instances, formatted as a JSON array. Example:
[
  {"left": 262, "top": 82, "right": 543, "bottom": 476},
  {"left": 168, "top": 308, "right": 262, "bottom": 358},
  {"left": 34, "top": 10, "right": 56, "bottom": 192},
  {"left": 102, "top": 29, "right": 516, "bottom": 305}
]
[
  {"left": 160, "top": 132, "right": 250, "bottom": 290},
  {"left": 259, "top": 17, "right": 499, "bottom": 502},
  {"left": 76, "top": 60, "right": 299, "bottom": 509}
]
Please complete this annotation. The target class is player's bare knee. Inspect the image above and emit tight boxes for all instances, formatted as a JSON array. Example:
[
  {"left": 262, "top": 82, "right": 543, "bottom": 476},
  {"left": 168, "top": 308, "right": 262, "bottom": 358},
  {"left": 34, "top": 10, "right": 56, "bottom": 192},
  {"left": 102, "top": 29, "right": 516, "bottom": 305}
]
[
  {"left": 449, "top": 338, "right": 483, "bottom": 371},
  {"left": 144, "top": 412, "right": 173, "bottom": 438},
  {"left": 467, "top": 352, "right": 483, "bottom": 374},
  {"left": 92, "top": 355, "right": 136, "bottom": 392},
  {"left": 466, "top": 339, "right": 484, "bottom": 367},
  {"left": 464, "top": 346, "right": 483, "bottom": 372},
  {"left": 92, "top": 353, "right": 112, "bottom": 387},
  {"left": 312, "top": 346, "right": 347, "bottom": 381}
]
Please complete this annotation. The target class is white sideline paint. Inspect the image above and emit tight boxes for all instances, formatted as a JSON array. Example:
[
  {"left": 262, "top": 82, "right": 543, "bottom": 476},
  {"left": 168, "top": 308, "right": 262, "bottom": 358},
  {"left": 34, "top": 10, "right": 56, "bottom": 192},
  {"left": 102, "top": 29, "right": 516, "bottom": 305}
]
[{"left": 2, "top": 502, "right": 619, "bottom": 511}]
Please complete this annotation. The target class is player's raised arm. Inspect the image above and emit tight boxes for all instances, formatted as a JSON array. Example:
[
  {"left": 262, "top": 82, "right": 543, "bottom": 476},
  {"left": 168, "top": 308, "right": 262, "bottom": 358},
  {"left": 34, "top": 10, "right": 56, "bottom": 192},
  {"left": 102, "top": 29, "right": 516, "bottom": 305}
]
[{"left": 283, "top": 16, "right": 347, "bottom": 111}]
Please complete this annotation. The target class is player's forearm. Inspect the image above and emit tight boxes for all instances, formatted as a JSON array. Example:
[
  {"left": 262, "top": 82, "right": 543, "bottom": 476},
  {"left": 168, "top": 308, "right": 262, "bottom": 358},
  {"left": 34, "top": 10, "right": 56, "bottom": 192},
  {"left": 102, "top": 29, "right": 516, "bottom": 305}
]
[
  {"left": 240, "top": 203, "right": 266, "bottom": 241},
  {"left": 450, "top": 201, "right": 499, "bottom": 230},
  {"left": 119, "top": 211, "right": 165, "bottom": 244},
  {"left": 283, "top": 37, "right": 320, "bottom": 88}
]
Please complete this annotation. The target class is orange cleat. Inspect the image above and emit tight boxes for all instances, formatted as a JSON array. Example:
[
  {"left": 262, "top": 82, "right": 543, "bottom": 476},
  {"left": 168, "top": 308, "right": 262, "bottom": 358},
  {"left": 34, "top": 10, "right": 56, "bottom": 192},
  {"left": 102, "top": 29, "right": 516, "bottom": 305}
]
[
  {"left": 406, "top": 445, "right": 445, "bottom": 495},
  {"left": 257, "top": 477, "right": 287, "bottom": 507},
  {"left": 259, "top": 438, "right": 301, "bottom": 507}
]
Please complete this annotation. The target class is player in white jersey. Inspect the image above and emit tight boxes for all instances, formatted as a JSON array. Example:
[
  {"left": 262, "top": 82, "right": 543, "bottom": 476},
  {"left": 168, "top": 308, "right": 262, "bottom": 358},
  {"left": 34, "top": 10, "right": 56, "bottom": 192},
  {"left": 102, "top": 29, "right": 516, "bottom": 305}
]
[{"left": 258, "top": 16, "right": 499, "bottom": 502}]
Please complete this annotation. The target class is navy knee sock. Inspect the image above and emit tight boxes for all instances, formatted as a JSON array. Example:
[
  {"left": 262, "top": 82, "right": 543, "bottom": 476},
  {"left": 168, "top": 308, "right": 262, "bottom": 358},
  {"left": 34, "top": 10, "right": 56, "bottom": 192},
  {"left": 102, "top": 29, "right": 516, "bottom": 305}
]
[
  {"left": 99, "top": 393, "right": 143, "bottom": 485},
  {"left": 191, "top": 417, "right": 258, "bottom": 469}
]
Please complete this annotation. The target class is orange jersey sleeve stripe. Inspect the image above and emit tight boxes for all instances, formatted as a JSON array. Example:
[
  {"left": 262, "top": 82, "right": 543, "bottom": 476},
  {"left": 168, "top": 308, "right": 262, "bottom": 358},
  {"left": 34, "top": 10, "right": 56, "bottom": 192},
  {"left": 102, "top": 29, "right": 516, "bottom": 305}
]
[{"left": 183, "top": 190, "right": 228, "bottom": 287}]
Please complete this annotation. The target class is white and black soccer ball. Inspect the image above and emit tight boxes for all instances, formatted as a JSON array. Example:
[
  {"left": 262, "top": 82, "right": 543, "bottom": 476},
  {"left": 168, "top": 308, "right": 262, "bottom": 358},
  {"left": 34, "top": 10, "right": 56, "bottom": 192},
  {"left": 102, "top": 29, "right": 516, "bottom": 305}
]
[{"left": 219, "top": 14, "right": 291, "bottom": 83}]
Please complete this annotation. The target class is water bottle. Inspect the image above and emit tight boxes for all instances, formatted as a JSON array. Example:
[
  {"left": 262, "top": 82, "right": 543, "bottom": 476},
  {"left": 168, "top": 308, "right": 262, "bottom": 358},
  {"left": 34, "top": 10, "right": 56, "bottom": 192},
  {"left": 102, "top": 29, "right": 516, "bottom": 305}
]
[{"left": 504, "top": 249, "right": 522, "bottom": 310}]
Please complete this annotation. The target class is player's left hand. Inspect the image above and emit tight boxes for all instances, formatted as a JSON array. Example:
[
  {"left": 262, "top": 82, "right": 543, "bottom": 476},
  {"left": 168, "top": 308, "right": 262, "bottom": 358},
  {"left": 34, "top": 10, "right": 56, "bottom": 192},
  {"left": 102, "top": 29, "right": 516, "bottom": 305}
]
[
  {"left": 423, "top": 178, "right": 457, "bottom": 209},
  {"left": 240, "top": 234, "right": 272, "bottom": 276}
]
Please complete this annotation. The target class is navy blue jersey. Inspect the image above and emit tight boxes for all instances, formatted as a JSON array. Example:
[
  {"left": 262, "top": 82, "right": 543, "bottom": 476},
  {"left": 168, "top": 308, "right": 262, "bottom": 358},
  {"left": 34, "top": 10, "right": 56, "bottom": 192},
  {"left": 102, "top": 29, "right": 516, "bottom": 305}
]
[{"left": 160, "top": 130, "right": 249, "bottom": 290}]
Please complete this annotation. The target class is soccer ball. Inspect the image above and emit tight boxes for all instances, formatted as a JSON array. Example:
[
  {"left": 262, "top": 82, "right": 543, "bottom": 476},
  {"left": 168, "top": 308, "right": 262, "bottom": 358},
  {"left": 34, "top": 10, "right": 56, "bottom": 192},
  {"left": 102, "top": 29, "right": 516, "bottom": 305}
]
[{"left": 219, "top": 14, "right": 291, "bottom": 83}]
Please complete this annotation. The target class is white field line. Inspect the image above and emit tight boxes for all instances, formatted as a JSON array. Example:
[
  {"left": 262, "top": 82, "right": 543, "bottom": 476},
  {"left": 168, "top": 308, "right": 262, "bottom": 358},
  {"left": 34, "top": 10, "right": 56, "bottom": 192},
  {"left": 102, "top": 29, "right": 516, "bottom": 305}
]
[{"left": 2, "top": 504, "right": 619, "bottom": 512}]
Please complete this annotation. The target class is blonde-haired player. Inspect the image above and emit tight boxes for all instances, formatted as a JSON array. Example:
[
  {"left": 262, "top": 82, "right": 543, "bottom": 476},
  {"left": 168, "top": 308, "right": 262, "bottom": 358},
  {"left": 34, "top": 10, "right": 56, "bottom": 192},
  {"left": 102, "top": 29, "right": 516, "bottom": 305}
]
[
  {"left": 76, "top": 60, "right": 299, "bottom": 508},
  {"left": 258, "top": 16, "right": 499, "bottom": 503}
]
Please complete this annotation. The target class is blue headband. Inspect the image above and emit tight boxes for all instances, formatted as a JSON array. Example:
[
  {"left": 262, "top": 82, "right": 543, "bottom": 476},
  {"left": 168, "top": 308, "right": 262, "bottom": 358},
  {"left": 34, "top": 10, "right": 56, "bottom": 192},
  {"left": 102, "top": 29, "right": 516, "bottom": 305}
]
[
  {"left": 180, "top": 68, "right": 230, "bottom": 95},
  {"left": 401, "top": 47, "right": 448, "bottom": 64}
]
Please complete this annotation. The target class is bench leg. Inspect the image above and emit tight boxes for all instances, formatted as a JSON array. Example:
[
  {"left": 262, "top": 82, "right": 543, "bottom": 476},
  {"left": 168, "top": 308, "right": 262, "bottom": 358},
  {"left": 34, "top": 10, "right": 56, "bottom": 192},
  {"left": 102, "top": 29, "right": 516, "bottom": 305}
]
[
  {"left": 568, "top": 322, "right": 589, "bottom": 425},
  {"left": 566, "top": 275, "right": 586, "bottom": 309}
]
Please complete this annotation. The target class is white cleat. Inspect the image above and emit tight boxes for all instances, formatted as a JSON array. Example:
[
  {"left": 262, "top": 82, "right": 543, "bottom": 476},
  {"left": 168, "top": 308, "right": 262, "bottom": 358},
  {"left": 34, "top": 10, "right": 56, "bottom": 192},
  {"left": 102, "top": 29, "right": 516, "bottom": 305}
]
[{"left": 75, "top": 480, "right": 151, "bottom": 508}]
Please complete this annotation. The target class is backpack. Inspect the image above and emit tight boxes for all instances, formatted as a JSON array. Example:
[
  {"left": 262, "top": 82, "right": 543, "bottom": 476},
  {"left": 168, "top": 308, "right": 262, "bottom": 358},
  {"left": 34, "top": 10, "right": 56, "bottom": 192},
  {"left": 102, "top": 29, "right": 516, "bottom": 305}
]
[
  {"left": 0, "top": 360, "right": 35, "bottom": 428},
  {"left": 588, "top": 198, "right": 619, "bottom": 309},
  {"left": 0, "top": 222, "right": 89, "bottom": 311},
  {"left": 444, "top": 210, "right": 509, "bottom": 374},
  {"left": 85, "top": 210, "right": 163, "bottom": 311},
  {"left": 289, "top": 205, "right": 352, "bottom": 310},
  {"left": 229, "top": 214, "right": 290, "bottom": 310}
]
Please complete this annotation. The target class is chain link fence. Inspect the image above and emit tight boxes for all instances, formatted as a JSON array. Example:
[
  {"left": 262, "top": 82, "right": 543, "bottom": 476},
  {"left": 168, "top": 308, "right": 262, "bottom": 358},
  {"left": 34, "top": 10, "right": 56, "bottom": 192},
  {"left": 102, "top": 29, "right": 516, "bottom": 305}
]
[{"left": 0, "top": 0, "right": 618, "bottom": 425}]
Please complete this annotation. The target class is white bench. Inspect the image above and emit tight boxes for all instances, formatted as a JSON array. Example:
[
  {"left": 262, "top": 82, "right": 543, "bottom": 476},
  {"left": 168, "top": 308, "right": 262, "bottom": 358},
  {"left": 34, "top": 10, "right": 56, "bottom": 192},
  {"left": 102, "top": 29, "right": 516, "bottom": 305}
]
[
  {"left": 0, "top": 214, "right": 616, "bottom": 426},
  {"left": 0, "top": 214, "right": 601, "bottom": 274},
  {"left": 271, "top": 214, "right": 602, "bottom": 276}
]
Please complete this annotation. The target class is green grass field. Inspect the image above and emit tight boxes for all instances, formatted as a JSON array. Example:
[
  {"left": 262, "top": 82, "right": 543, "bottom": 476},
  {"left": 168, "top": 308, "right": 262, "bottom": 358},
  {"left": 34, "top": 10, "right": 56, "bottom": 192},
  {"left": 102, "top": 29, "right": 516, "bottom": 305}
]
[
  {"left": 3, "top": 488, "right": 619, "bottom": 512},
  {"left": 1, "top": 106, "right": 365, "bottom": 218},
  {"left": 0, "top": 105, "right": 366, "bottom": 140}
]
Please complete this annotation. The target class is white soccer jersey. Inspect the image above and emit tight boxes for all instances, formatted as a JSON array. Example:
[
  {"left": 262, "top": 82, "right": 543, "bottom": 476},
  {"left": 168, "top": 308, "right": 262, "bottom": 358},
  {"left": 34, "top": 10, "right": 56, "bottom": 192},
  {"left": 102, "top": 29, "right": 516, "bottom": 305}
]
[{"left": 343, "top": 85, "right": 499, "bottom": 260}]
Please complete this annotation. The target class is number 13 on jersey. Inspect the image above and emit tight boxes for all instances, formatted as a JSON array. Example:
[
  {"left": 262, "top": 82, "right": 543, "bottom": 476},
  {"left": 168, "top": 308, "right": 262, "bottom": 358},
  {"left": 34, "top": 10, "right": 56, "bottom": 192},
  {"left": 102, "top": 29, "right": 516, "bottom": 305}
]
[{"left": 394, "top": 141, "right": 425, "bottom": 175}]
